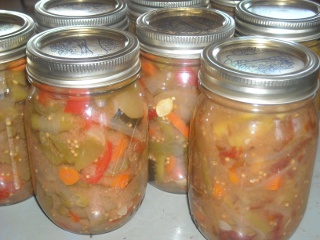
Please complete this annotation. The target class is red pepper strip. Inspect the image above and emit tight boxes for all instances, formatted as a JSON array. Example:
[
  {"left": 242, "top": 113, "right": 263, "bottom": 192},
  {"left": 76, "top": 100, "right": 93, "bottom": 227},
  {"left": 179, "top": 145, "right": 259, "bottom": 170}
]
[
  {"left": 0, "top": 187, "right": 10, "bottom": 200},
  {"left": 148, "top": 107, "right": 158, "bottom": 120},
  {"left": 64, "top": 96, "right": 90, "bottom": 116},
  {"left": 219, "top": 146, "right": 241, "bottom": 160},
  {"left": 81, "top": 140, "right": 113, "bottom": 184},
  {"left": 69, "top": 210, "right": 81, "bottom": 223},
  {"left": 0, "top": 176, "right": 14, "bottom": 200}
]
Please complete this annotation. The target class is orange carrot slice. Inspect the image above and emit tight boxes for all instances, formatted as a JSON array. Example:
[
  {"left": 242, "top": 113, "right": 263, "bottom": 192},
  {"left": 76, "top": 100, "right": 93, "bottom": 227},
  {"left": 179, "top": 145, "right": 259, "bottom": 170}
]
[
  {"left": 109, "top": 172, "right": 131, "bottom": 190},
  {"left": 265, "top": 175, "right": 282, "bottom": 191},
  {"left": 212, "top": 182, "right": 226, "bottom": 199},
  {"left": 111, "top": 135, "right": 129, "bottom": 162},
  {"left": 59, "top": 165, "right": 80, "bottom": 185},
  {"left": 167, "top": 112, "right": 189, "bottom": 139}
]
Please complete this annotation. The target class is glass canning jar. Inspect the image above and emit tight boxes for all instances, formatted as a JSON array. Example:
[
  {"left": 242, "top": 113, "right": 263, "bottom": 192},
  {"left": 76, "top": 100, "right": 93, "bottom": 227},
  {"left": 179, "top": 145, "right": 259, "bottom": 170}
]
[
  {"left": 188, "top": 37, "right": 320, "bottom": 240},
  {"left": 24, "top": 26, "right": 148, "bottom": 235},
  {"left": 34, "top": 0, "right": 129, "bottom": 32},
  {"left": 210, "top": 0, "right": 241, "bottom": 18},
  {"left": 0, "top": 10, "right": 35, "bottom": 205},
  {"left": 136, "top": 7, "right": 235, "bottom": 193},
  {"left": 127, "top": 0, "right": 209, "bottom": 34},
  {"left": 235, "top": 0, "right": 320, "bottom": 109}
]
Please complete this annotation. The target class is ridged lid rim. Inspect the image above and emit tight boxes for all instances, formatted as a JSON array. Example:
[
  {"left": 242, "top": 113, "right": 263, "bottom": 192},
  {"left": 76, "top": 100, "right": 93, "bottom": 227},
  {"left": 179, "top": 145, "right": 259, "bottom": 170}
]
[
  {"left": 127, "top": 0, "right": 209, "bottom": 17},
  {"left": 136, "top": 7, "right": 235, "bottom": 58},
  {"left": 210, "top": 0, "right": 240, "bottom": 8},
  {"left": 35, "top": 0, "right": 128, "bottom": 29},
  {"left": 235, "top": 0, "right": 320, "bottom": 41},
  {"left": 26, "top": 26, "right": 140, "bottom": 88},
  {"left": 200, "top": 36, "right": 320, "bottom": 104},
  {"left": 0, "top": 10, "right": 35, "bottom": 53}
]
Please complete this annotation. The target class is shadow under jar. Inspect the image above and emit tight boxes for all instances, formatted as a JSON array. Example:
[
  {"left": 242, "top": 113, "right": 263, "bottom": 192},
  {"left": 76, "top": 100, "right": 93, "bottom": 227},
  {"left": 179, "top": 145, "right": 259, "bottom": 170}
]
[
  {"left": 188, "top": 37, "right": 320, "bottom": 240},
  {"left": 0, "top": 10, "right": 35, "bottom": 205},
  {"left": 24, "top": 26, "right": 148, "bottom": 235},
  {"left": 136, "top": 7, "right": 235, "bottom": 193}
]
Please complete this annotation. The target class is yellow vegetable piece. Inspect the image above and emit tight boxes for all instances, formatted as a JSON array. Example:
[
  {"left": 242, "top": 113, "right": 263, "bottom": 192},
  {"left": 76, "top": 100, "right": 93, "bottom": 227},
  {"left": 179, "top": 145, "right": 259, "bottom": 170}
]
[{"left": 156, "top": 98, "right": 173, "bottom": 117}]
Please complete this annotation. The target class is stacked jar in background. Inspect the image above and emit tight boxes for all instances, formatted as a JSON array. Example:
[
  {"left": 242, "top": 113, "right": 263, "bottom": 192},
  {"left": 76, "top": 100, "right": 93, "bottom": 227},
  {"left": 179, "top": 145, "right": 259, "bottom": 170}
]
[
  {"left": 0, "top": 10, "right": 35, "bottom": 205},
  {"left": 127, "top": 0, "right": 210, "bottom": 34},
  {"left": 210, "top": 0, "right": 241, "bottom": 17},
  {"left": 34, "top": 0, "right": 129, "bottom": 32},
  {"left": 136, "top": 7, "right": 235, "bottom": 193},
  {"left": 234, "top": 0, "right": 320, "bottom": 108}
]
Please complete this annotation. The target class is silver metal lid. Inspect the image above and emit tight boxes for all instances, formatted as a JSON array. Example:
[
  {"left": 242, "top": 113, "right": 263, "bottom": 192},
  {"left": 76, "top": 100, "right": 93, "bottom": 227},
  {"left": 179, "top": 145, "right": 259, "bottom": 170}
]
[
  {"left": 200, "top": 36, "right": 320, "bottom": 104},
  {"left": 26, "top": 26, "right": 140, "bottom": 88},
  {"left": 127, "top": 0, "right": 209, "bottom": 18},
  {"left": 0, "top": 10, "right": 35, "bottom": 62},
  {"left": 210, "top": 0, "right": 240, "bottom": 8},
  {"left": 235, "top": 0, "right": 320, "bottom": 42},
  {"left": 136, "top": 8, "right": 235, "bottom": 58},
  {"left": 35, "top": 0, "right": 128, "bottom": 32}
]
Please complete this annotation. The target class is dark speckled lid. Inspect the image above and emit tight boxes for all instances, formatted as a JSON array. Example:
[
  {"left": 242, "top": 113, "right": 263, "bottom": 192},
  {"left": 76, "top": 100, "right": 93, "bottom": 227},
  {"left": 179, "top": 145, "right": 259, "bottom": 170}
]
[{"left": 136, "top": 7, "right": 235, "bottom": 58}]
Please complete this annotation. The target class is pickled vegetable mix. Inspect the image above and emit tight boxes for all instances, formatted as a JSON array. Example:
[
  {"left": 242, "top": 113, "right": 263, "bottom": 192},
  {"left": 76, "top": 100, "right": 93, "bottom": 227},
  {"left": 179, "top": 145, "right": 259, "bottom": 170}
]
[
  {"left": 24, "top": 27, "right": 148, "bottom": 234},
  {"left": 136, "top": 7, "right": 235, "bottom": 193},
  {"left": 0, "top": 11, "right": 35, "bottom": 205},
  {"left": 188, "top": 37, "right": 320, "bottom": 240},
  {"left": 141, "top": 52, "right": 199, "bottom": 193}
]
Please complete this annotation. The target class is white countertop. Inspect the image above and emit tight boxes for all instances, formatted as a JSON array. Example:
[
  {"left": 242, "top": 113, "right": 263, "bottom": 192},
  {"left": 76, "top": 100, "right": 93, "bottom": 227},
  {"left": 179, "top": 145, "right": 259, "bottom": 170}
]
[{"left": 1, "top": 149, "right": 320, "bottom": 240}]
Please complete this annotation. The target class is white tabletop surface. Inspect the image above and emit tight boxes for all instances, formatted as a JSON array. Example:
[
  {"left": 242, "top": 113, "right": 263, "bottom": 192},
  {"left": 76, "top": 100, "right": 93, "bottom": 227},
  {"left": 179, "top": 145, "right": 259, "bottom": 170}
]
[{"left": 1, "top": 148, "right": 320, "bottom": 240}]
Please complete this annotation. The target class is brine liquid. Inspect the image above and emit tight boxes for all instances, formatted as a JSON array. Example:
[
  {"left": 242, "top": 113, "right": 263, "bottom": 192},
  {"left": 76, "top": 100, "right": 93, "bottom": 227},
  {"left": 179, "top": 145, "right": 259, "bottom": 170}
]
[
  {"left": 24, "top": 81, "right": 149, "bottom": 234},
  {"left": 0, "top": 58, "right": 33, "bottom": 205},
  {"left": 140, "top": 51, "right": 200, "bottom": 193},
  {"left": 188, "top": 94, "right": 318, "bottom": 240}
]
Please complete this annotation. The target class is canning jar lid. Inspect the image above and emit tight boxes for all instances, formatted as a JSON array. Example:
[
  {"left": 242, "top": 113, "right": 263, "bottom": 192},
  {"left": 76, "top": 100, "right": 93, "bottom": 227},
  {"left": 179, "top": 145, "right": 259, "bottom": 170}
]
[
  {"left": 35, "top": 0, "right": 128, "bottom": 32},
  {"left": 235, "top": 0, "right": 320, "bottom": 42},
  {"left": 200, "top": 36, "right": 320, "bottom": 104},
  {"left": 127, "top": 0, "right": 209, "bottom": 18},
  {"left": 26, "top": 26, "right": 140, "bottom": 89},
  {"left": 136, "top": 8, "right": 235, "bottom": 59},
  {"left": 0, "top": 10, "right": 35, "bottom": 62},
  {"left": 210, "top": 0, "right": 240, "bottom": 8}
]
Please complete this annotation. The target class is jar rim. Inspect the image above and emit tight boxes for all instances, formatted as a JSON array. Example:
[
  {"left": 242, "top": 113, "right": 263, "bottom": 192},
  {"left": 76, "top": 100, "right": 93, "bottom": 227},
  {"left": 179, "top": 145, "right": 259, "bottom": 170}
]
[
  {"left": 200, "top": 36, "right": 320, "bottom": 104},
  {"left": 35, "top": 0, "right": 128, "bottom": 31},
  {"left": 0, "top": 10, "right": 35, "bottom": 61},
  {"left": 26, "top": 26, "right": 140, "bottom": 88},
  {"left": 136, "top": 7, "right": 235, "bottom": 59},
  {"left": 235, "top": 0, "right": 320, "bottom": 42},
  {"left": 210, "top": 0, "right": 240, "bottom": 8},
  {"left": 127, "top": 0, "right": 209, "bottom": 17}
]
